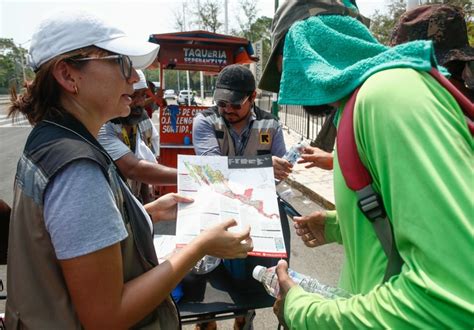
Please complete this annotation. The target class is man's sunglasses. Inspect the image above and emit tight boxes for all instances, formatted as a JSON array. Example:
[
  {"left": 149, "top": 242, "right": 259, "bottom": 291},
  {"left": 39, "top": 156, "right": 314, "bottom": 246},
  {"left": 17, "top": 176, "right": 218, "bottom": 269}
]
[
  {"left": 67, "top": 54, "right": 133, "bottom": 80},
  {"left": 216, "top": 95, "right": 250, "bottom": 110}
]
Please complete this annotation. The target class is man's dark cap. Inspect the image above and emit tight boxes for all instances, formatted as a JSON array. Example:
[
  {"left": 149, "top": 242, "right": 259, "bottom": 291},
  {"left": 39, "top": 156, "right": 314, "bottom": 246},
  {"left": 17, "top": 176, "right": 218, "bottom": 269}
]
[
  {"left": 214, "top": 64, "right": 256, "bottom": 104},
  {"left": 258, "top": 0, "right": 370, "bottom": 93},
  {"left": 390, "top": 4, "right": 474, "bottom": 65}
]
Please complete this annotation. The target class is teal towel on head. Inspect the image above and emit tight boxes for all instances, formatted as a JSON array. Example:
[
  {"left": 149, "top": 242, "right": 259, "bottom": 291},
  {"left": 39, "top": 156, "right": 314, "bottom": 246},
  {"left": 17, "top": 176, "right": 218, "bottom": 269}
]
[{"left": 278, "top": 15, "right": 446, "bottom": 105}]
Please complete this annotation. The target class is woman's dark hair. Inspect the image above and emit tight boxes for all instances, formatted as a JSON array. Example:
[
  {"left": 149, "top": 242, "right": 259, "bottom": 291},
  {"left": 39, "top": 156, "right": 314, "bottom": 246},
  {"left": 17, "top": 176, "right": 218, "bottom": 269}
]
[{"left": 8, "top": 46, "right": 109, "bottom": 125}]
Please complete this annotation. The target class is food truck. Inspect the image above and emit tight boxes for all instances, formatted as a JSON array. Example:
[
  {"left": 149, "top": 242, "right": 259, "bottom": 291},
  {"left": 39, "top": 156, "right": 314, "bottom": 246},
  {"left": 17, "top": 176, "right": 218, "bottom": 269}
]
[{"left": 148, "top": 30, "right": 257, "bottom": 195}]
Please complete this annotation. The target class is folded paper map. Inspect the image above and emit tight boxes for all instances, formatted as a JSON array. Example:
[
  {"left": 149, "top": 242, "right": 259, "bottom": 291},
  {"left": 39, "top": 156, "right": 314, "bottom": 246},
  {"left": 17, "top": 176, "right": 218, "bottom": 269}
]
[{"left": 176, "top": 154, "right": 287, "bottom": 258}]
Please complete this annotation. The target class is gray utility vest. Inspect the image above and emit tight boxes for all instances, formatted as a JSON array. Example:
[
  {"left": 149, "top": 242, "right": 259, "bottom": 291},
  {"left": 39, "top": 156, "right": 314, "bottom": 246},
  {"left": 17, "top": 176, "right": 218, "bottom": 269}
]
[
  {"left": 6, "top": 113, "right": 179, "bottom": 329},
  {"left": 201, "top": 105, "right": 280, "bottom": 156},
  {"left": 137, "top": 118, "right": 158, "bottom": 154}
]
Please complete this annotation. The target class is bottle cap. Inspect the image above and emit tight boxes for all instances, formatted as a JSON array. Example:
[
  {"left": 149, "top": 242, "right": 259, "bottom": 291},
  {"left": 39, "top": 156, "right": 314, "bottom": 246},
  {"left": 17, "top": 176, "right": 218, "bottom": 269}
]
[{"left": 252, "top": 265, "right": 266, "bottom": 280}]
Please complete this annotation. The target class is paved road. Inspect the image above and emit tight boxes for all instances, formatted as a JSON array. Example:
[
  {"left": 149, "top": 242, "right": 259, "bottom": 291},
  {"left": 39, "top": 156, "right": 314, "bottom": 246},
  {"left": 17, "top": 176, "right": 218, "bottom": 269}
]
[
  {"left": 0, "top": 101, "right": 343, "bottom": 327},
  {"left": 0, "top": 114, "right": 30, "bottom": 128},
  {"left": 0, "top": 102, "right": 31, "bottom": 205}
]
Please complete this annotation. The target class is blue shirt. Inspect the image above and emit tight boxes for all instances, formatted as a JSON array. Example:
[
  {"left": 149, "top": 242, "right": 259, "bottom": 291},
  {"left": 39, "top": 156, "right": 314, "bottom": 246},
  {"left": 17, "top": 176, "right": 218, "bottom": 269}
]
[{"left": 44, "top": 160, "right": 128, "bottom": 259}]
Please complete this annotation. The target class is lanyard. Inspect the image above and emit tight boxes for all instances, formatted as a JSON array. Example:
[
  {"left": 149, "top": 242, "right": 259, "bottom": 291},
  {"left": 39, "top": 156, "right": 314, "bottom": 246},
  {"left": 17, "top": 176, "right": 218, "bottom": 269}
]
[{"left": 121, "top": 126, "right": 137, "bottom": 151}]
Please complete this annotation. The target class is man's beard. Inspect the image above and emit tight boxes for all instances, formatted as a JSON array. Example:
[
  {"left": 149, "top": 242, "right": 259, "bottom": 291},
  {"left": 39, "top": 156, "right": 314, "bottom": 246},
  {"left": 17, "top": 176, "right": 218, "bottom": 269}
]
[
  {"left": 223, "top": 112, "right": 248, "bottom": 124},
  {"left": 303, "top": 104, "right": 335, "bottom": 117},
  {"left": 220, "top": 107, "right": 251, "bottom": 125},
  {"left": 111, "top": 106, "right": 146, "bottom": 125}
]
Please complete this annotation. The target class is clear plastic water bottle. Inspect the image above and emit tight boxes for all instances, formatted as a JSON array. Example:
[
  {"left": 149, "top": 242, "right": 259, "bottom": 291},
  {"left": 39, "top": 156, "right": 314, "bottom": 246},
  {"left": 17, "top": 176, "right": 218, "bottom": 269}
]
[
  {"left": 192, "top": 255, "right": 221, "bottom": 275},
  {"left": 283, "top": 140, "right": 309, "bottom": 165},
  {"left": 252, "top": 265, "right": 352, "bottom": 299}
]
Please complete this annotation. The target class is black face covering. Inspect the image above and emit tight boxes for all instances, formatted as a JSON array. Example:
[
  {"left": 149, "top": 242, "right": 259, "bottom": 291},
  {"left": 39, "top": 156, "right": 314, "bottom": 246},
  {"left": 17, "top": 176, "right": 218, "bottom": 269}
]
[
  {"left": 302, "top": 104, "right": 335, "bottom": 117},
  {"left": 111, "top": 106, "right": 147, "bottom": 125}
]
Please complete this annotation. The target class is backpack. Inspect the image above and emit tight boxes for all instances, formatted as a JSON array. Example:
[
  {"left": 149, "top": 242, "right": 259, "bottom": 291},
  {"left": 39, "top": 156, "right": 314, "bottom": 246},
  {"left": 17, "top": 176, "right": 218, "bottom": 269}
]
[{"left": 336, "top": 68, "right": 474, "bottom": 282}]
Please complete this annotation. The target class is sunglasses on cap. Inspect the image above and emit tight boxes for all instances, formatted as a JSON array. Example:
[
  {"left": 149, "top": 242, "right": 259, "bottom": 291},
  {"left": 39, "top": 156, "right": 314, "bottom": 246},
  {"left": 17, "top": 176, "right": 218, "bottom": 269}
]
[
  {"left": 67, "top": 54, "right": 133, "bottom": 80},
  {"left": 216, "top": 95, "right": 250, "bottom": 110}
]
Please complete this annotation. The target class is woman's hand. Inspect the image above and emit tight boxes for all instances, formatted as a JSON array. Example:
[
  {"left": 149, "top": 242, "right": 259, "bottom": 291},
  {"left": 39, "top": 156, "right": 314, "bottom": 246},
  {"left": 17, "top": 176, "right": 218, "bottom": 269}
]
[
  {"left": 194, "top": 219, "right": 253, "bottom": 259},
  {"left": 272, "top": 156, "right": 293, "bottom": 181},
  {"left": 298, "top": 146, "right": 334, "bottom": 170},
  {"left": 145, "top": 193, "right": 193, "bottom": 222},
  {"left": 293, "top": 211, "right": 327, "bottom": 247}
]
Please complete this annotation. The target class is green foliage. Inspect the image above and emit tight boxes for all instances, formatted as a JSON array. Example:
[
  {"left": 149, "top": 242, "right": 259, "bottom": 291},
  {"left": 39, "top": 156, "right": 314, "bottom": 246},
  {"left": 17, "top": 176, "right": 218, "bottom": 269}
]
[
  {"left": 0, "top": 38, "right": 33, "bottom": 93},
  {"left": 369, "top": 1, "right": 406, "bottom": 45},
  {"left": 468, "top": 21, "right": 473, "bottom": 46},
  {"left": 246, "top": 16, "right": 272, "bottom": 67},
  {"left": 237, "top": 0, "right": 259, "bottom": 41},
  {"left": 145, "top": 69, "right": 161, "bottom": 85},
  {"left": 234, "top": 0, "right": 272, "bottom": 67}
]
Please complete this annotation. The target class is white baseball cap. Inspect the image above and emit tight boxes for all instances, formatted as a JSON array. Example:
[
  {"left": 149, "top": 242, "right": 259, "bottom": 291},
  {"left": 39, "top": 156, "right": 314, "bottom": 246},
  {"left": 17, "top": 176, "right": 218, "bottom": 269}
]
[
  {"left": 27, "top": 10, "right": 160, "bottom": 71},
  {"left": 133, "top": 70, "right": 148, "bottom": 90}
]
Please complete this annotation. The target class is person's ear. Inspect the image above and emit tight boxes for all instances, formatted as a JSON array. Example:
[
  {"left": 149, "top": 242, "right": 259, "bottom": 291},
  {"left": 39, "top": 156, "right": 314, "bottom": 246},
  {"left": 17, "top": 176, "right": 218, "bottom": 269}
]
[
  {"left": 52, "top": 60, "right": 78, "bottom": 95},
  {"left": 250, "top": 90, "right": 257, "bottom": 103}
]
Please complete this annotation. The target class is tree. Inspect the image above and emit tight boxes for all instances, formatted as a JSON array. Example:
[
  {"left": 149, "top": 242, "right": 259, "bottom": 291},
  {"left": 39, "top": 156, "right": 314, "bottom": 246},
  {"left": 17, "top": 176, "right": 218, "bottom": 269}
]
[
  {"left": 0, "top": 38, "right": 33, "bottom": 93},
  {"left": 246, "top": 16, "right": 273, "bottom": 67},
  {"left": 369, "top": 1, "right": 406, "bottom": 45},
  {"left": 193, "top": 0, "right": 223, "bottom": 33},
  {"left": 237, "top": 0, "right": 259, "bottom": 41},
  {"left": 173, "top": 4, "right": 187, "bottom": 32}
]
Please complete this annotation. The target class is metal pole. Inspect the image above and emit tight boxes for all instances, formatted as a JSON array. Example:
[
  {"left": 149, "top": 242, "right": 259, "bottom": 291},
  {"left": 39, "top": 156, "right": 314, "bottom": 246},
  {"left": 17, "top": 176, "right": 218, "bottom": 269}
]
[
  {"left": 160, "top": 64, "right": 164, "bottom": 93},
  {"left": 200, "top": 71, "right": 204, "bottom": 104},
  {"left": 224, "top": 0, "right": 229, "bottom": 34},
  {"left": 179, "top": 2, "right": 185, "bottom": 93},
  {"left": 183, "top": 2, "right": 186, "bottom": 30},
  {"left": 271, "top": 0, "right": 280, "bottom": 118},
  {"left": 186, "top": 70, "right": 191, "bottom": 106},
  {"left": 162, "top": 69, "right": 166, "bottom": 90}
]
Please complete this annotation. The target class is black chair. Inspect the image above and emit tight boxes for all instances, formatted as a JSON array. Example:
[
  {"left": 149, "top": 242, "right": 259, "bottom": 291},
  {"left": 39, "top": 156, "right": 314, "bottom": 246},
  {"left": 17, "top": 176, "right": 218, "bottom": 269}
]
[
  {"left": 0, "top": 200, "right": 11, "bottom": 302},
  {"left": 0, "top": 200, "right": 10, "bottom": 329},
  {"left": 177, "top": 198, "right": 292, "bottom": 329}
]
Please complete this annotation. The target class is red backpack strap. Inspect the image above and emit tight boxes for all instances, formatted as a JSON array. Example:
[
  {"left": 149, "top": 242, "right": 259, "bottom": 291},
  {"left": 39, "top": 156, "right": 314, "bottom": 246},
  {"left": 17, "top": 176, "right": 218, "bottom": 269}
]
[
  {"left": 337, "top": 87, "right": 403, "bottom": 282},
  {"left": 337, "top": 88, "right": 371, "bottom": 191},
  {"left": 429, "top": 68, "right": 474, "bottom": 135}
]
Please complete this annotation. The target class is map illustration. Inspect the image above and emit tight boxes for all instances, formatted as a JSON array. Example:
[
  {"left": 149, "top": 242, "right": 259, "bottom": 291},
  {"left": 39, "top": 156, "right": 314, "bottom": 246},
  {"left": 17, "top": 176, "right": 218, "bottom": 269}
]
[{"left": 176, "top": 155, "right": 287, "bottom": 258}]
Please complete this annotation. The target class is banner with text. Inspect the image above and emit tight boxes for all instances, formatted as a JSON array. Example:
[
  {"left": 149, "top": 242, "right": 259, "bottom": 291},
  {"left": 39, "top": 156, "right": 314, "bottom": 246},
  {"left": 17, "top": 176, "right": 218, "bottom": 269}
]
[{"left": 160, "top": 105, "right": 207, "bottom": 145}]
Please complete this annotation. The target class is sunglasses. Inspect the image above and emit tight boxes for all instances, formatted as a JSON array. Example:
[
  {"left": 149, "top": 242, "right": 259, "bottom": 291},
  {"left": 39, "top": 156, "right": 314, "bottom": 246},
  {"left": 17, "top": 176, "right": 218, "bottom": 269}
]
[
  {"left": 216, "top": 95, "right": 250, "bottom": 110},
  {"left": 68, "top": 54, "right": 133, "bottom": 80}
]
